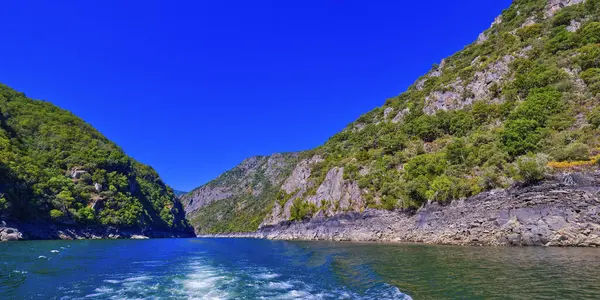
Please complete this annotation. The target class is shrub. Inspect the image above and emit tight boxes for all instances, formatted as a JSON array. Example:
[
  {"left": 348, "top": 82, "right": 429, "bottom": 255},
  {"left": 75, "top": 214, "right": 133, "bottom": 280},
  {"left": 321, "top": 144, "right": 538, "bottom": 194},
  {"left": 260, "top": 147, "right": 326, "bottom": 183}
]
[
  {"left": 50, "top": 209, "right": 65, "bottom": 220},
  {"left": 587, "top": 106, "right": 600, "bottom": 127},
  {"left": 510, "top": 88, "right": 564, "bottom": 126},
  {"left": 577, "top": 45, "right": 600, "bottom": 70},
  {"left": 405, "top": 176, "right": 429, "bottom": 205},
  {"left": 502, "top": 119, "right": 542, "bottom": 157},
  {"left": 552, "top": 8, "right": 575, "bottom": 27},
  {"left": 586, "top": 0, "right": 600, "bottom": 11},
  {"left": 552, "top": 142, "right": 590, "bottom": 161},
  {"left": 426, "top": 175, "right": 464, "bottom": 203},
  {"left": 547, "top": 113, "right": 576, "bottom": 130},
  {"left": 548, "top": 157, "right": 599, "bottom": 169},
  {"left": 513, "top": 64, "right": 565, "bottom": 96},
  {"left": 446, "top": 138, "right": 471, "bottom": 166},
  {"left": 404, "top": 153, "right": 448, "bottom": 181},
  {"left": 517, "top": 24, "right": 543, "bottom": 40},
  {"left": 472, "top": 101, "right": 501, "bottom": 124},
  {"left": 406, "top": 115, "right": 442, "bottom": 142},
  {"left": 580, "top": 68, "right": 600, "bottom": 94},
  {"left": 481, "top": 166, "right": 504, "bottom": 189},
  {"left": 515, "top": 153, "right": 549, "bottom": 184},
  {"left": 546, "top": 28, "right": 578, "bottom": 53},
  {"left": 580, "top": 22, "right": 600, "bottom": 44},
  {"left": 0, "top": 195, "right": 8, "bottom": 213},
  {"left": 448, "top": 110, "right": 476, "bottom": 136},
  {"left": 381, "top": 195, "right": 398, "bottom": 211},
  {"left": 76, "top": 207, "right": 96, "bottom": 224},
  {"left": 290, "top": 198, "right": 317, "bottom": 221}
]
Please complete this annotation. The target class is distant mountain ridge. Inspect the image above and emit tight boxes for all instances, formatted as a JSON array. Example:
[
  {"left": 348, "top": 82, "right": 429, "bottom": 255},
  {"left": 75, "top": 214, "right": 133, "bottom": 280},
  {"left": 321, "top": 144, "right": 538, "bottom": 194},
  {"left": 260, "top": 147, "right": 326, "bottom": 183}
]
[
  {"left": 173, "top": 190, "right": 188, "bottom": 197},
  {"left": 181, "top": 153, "right": 298, "bottom": 233},
  {"left": 184, "top": 0, "right": 600, "bottom": 235}
]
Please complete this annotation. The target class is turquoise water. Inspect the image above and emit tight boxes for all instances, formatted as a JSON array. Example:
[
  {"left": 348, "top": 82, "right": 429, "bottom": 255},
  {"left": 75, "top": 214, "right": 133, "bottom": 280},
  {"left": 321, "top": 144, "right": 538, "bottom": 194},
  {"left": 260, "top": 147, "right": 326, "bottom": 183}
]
[{"left": 1, "top": 238, "right": 599, "bottom": 299}]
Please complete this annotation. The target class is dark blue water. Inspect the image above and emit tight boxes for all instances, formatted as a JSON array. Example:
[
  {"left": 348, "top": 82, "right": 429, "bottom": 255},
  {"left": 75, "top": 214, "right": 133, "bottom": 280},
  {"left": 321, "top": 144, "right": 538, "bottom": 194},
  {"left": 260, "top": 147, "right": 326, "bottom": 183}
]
[{"left": 1, "top": 238, "right": 600, "bottom": 299}]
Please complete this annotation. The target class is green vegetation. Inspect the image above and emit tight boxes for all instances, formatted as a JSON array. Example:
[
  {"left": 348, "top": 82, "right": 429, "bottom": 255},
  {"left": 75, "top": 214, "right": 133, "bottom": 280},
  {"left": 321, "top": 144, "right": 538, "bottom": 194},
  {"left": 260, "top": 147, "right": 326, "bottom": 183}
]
[
  {"left": 290, "top": 197, "right": 318, "bottom": 221},
  {"left": 185, "top": 0, "right": 600, "bottom": 233},
  {"left": 289, "top": 0, "right": 600, "bottom": 211},
  {"left": 0, "top": 84, "right": 190, "bottom": 231},
  {"left": 186, "top": 154, "right": 298, "bottom": 233}
]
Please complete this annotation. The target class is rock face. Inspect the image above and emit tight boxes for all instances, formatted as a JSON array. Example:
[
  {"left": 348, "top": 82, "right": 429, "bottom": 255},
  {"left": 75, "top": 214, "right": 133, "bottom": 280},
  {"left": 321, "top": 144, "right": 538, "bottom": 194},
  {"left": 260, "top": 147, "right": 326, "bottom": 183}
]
[
  {"left": 262, "top": 155, "right": 323, "bottom": 226},
  {"left": 229, "top": 173, "right": 600, "bottom": 247},
  {"left": 0, "top": 225, "right": 23, "bottom": 241},
  {"left": 181, "top": 153, "right": 300, "bottom": 233},
  {"left": 545, "top": 0, "right": 585, "bottom": 17},
  {"left": 305, "top": 167, "right": 365, "bottom": 215},
  {"left": 423, "top": 54, "right": 515, "bottom": 115},
  {"left": 281, "top": 155, "right": 322, "bottom": 194},
  {"left": 466, "top": 55, "right": 514, "bottom": 102},
  {"left": 181, "top": 153, "right": 298, "bottom": 215}
]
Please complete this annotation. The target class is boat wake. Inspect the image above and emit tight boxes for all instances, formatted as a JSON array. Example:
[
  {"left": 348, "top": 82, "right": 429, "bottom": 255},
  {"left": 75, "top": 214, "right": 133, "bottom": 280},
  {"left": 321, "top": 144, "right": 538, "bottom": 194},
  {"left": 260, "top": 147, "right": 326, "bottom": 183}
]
[{"left": 68, "top": 256, "right": 411, "bottom": 299}]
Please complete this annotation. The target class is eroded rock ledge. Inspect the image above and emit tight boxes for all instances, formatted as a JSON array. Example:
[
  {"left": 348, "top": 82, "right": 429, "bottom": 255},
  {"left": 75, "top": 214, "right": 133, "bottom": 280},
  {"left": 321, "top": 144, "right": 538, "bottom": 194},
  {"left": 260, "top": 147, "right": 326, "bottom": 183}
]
[
  {"left": 0, "top": 221, "right": 195, "bottom": 241},
  {"left": 203, "top": 173, "right": 600, "bottom": 247}
]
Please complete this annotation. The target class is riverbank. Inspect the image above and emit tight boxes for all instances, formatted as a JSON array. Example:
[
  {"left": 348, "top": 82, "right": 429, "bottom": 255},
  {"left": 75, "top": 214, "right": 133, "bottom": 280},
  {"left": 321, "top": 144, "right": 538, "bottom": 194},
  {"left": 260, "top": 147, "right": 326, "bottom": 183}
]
[
  {"left": 200, "top": 173, "right": 600, "bottom": 247},
  {"left": 0, "top": 220, "right": 194, "bottom": 241}
]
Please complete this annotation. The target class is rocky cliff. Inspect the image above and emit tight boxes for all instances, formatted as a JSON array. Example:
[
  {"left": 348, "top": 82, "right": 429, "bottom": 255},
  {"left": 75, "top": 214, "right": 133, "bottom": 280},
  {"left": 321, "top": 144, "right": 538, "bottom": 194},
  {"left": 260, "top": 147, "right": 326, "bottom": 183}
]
[
  {"left": 181, "top": 153, "right": 298, "bottom": 233},
  {"left": 207, "top": 172, "right": 600, "bottom": 247},
  {"left": 187, "top": 0, "right": 600, "bottom": 246}
]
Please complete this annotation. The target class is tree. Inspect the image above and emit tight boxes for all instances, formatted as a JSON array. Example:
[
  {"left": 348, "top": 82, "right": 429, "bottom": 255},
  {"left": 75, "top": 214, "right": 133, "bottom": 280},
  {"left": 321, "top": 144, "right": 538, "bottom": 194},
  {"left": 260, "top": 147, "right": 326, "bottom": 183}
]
[
  {"left": 515, "top": 154, "right": 549, "bottom": 184},
  {"left": 50, "top": 209, "right": 65, "bottom": 221},
  {"left": 502, "top": 119, "right": 542, "bottom": 157}
]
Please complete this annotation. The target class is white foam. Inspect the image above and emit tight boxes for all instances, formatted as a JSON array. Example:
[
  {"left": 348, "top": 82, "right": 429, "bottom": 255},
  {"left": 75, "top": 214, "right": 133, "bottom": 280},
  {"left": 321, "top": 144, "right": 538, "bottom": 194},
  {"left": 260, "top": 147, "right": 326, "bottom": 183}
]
[
  {"left": 123, "top": 275, "right": 152, "bottom": 282},
  {"left": 103, "top": 279, "right": 120, "bottom": 284},
  {"left": 179, "top": 263, "right": 234, "bottom": 299},
  {"left": 94, "top": 286, "right": 113, "bottom": 293},
  {"left": 84, "top": 292, "right": 104, "bottom": 298},
  {"left": 275, "top": 289, "right": 311, "bottom": 299},
  {"left": 38, "top": 255, "right": 47, "bottom": 259},
  {"left": 266, "top": 281, "right": 294, "bottom": 290},
  {"left": 256, "top": 272, "right": 280, "bottom": 280},
  {"left": 50, "top": 250, "right": 59, "bottom": 253}
]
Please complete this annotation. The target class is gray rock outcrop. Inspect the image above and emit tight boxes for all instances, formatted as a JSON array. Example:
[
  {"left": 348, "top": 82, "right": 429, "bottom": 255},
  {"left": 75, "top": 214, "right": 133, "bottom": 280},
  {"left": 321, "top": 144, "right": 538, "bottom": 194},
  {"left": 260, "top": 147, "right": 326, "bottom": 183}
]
[
  {"left": 305, "top": 167, "right": 365, "bottom": 214},
  {"left": 545, "top": 0, "right": 585, "bottom": 17},
  {"left": 0, "top": 226, "right": 23, "bottom": 241},
  {"left": 181, "top": 153, "right": 298, "bottom": 215},
  {"left": 223, "top": 173, "right": 600, "bottom": 247},
  {"left": 263, "top": 155, "right": 323, "bottom": 226}
]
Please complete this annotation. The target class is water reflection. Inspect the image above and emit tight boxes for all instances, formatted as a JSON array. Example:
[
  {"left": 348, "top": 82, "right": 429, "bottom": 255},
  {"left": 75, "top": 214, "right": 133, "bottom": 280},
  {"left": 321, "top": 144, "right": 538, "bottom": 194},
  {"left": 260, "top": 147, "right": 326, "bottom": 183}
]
[{"left": 292, "top": 242, "right": 600, "bottom": 299}]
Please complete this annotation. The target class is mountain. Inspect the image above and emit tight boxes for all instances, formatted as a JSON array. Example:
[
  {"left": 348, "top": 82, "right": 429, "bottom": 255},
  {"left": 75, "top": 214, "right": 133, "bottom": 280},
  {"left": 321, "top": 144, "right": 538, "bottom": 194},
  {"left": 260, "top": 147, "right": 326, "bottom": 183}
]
[
  {"left": 181, "top": 153, "right": 298, "bottom": 233},
  {"left": 184, "top": 0, "right": 600, "bottom": 236},
  {"left": 173, "top": 190, "right": 188, "bottom": 197},
  {"left": 0, "top": 84, "right": 193, "bottom": 239}
]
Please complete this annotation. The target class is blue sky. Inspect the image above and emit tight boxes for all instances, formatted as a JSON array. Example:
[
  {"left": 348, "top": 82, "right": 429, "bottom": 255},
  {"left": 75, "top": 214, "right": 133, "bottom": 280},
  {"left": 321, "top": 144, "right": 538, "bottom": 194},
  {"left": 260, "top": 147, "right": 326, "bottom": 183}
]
[{"left": 0, "top": 0, "right": 512, "bottom": 191}]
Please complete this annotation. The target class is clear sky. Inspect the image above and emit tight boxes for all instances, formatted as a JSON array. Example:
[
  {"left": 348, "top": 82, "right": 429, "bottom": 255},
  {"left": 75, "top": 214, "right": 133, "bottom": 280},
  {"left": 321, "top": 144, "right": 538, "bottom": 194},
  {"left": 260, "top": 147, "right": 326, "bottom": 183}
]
[{"left": 0, "top": 0, "right": 512, "bottom": 191}]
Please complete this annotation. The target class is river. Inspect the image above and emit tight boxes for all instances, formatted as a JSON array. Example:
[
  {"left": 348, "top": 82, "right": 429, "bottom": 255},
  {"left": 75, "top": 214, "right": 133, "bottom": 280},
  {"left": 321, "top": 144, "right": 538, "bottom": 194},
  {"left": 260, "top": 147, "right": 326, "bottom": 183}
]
[{"left": 1, "top": 238, "right": 599, "bottom": 299}]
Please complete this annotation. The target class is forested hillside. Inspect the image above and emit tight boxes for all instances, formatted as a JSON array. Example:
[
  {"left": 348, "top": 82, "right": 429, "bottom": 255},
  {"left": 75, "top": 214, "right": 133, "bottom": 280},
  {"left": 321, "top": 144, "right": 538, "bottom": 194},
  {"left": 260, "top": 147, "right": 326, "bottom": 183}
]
[
  {"left": 181, "top": 154, "right": 298, "bottom": 233},
  {"left": 186, "top": 0, "right": 600, "bottom": 233},
  {"left": 0, "top": 84, "right": 191, "bottom": 233}
]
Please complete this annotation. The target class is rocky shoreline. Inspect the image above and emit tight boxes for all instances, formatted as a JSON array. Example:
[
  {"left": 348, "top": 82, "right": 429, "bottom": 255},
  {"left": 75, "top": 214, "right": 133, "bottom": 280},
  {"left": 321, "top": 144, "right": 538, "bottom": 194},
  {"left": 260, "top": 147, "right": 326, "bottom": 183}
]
[
  {"left": 0, "top": 220, "right": 195, "bottom": 242},
  {"left": 200, "top": 173, "right": 600, "bottom": 247}
]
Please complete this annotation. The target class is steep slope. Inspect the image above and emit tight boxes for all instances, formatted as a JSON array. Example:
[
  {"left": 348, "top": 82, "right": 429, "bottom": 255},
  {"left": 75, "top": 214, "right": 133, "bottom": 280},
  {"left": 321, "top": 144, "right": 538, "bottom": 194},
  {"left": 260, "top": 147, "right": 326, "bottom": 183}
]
[
  {"left": 173, "top": 190, "right": 188, "bottom": 197},
  {"left": 187, "top": 0, "right": 600, "bottom": 235},
  {"left": 0, "top": 84, "right": 193, "bottom": 239},
  {"left": 181, "top": 153, "right": 298, "bottom": 233}
]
